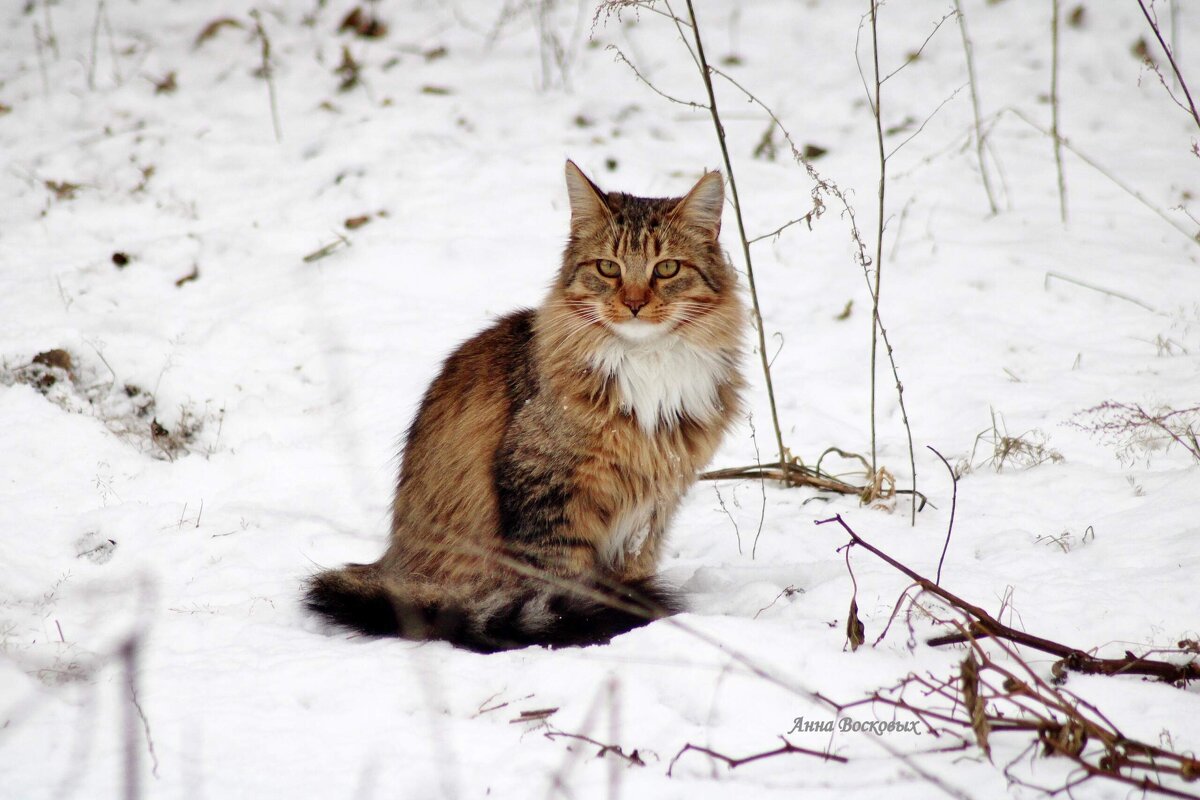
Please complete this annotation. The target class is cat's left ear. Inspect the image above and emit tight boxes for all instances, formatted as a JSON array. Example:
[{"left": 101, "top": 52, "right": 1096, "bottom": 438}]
[
  {"left": 564, "top": 160, "right": 612, "bottom": 228},
  {"left": 671, "top": 170, "right": 724, "bottom": 239}
]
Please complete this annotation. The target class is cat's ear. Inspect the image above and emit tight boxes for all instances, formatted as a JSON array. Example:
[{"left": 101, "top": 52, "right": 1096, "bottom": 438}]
[
  {"left": 564, "top": 160, "right": 611, "bottom": 228},
  {"left": 671, "top": 170, "right": 724, "bottom": 239}
]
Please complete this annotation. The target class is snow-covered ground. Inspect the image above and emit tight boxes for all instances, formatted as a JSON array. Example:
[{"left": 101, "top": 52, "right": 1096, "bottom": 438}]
[{"left": 2, "top": 1, "right": 1198, "bottom": 797}]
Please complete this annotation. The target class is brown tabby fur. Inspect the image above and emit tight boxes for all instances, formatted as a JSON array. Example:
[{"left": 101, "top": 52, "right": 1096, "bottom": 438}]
[{"left": 305, "top": 161, "right": 746, "bottom": 651}]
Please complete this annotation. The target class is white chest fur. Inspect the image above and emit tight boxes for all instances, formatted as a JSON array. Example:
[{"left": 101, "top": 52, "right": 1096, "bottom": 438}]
[{"left": 589, "top": 332, "right": 731, "bottom": 433}]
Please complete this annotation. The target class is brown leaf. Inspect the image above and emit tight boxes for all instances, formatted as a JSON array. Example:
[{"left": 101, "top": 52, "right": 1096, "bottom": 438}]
[
  {"left": 195, "top": 17, "right": 243, "bottom": 47},
  {"left": 339, "top": 7, "right": 388, "bottom": 39},
  {"left": 344, "top": 215, "right": 370, "bottom": 230},
  {"left": 45, "top": 180, "right": 80, "bottom": 200},
  {"left": 1132, "top": 37, "right": 1157, "bottom": 66},
  {"left": 961, "top": 652, "right": 991, "bottom": 759},
  {"left": 846, "top": 598, "right": 865, "bottom": 652},
  {"left": 32, "top": 349, "right": 73, "bottom": 372},
  {"left": 153, "top": 71, "right": 177, "bottom": 95}
]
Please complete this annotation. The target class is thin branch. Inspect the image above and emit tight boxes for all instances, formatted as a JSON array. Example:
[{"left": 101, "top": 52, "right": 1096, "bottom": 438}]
[
  {"left": 1050, "top": 0, "right": 1068, "bottom": 222},
  {"left": 880, "top": 11, "right": 955, "bottom": 85},
  {"left": 926, "top": 446, "right": 957, "bottom": 586},
  {"left": 748, "top": 212, "right": 814, "bottom": 244},
  {"left": 607, "top": 46, "right": 705, "bottom": 109},
  {"left": 886, "top": 82, "right": 967, "bottom": 161},
  {"left": 952, "top": 0, "right": 999, "bottom": 213},
  {"left": 1136, "top": 0, "right": 1200, "bottom": 132},
  {"left": 250, "top": 9, "right": 282, "bottom": 143},
  {"left": 1004, "top": 108, "right": 1199, "bottom": 246},
  {"left": 815, "top": 514, "right": 1200, "bottom": 683},
  {"left": 865, "top": 0, "right": 917, "bottom": 525},
  {"left": 682, "top": 0, "right": 793, "bottom": 483},
  {"left": 1043, "top": 271, "right": 1158, "bottom": 313},
  {"left": 667, "top": 737, "right": 846, "bottom": 777},
  {"left": 868, "top": 0, "right": 885, "bottom": 479}
]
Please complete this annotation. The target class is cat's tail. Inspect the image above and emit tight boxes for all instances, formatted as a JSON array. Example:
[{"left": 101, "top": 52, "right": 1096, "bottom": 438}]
[{"left": 304, "top": 564, "right": 679, "bottom": 653}]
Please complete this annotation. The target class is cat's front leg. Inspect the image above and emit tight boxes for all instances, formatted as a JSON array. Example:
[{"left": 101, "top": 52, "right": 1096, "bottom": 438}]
[{"left": 616, "top": 507, "right": 667, "bottom": 582}]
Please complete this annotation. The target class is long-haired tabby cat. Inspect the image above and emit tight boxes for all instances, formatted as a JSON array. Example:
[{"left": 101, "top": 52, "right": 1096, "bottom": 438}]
[{"left": 306, "top": 161, "right": 745, "bottom": 651}]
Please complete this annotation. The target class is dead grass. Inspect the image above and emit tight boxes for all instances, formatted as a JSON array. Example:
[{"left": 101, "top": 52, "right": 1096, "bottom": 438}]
[
  {"left": 0, "top": 348, "right": 219, "bottom": 461},
  {"left": 1070, "top": 401, "right": 1200, "bottom": 465},
  {"left": 970, "top": 409, "right": 1064, "bottom": 472}
]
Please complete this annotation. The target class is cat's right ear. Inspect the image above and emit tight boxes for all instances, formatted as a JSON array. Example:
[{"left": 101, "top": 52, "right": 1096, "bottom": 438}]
[{"left": 565, "top": 160, "right": 611, "bottom": 228}]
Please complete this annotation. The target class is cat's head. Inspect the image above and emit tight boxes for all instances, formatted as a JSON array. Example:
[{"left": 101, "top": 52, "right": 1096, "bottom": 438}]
[{"left": 550, "top": 161, "right": 742, "bottom": 348}]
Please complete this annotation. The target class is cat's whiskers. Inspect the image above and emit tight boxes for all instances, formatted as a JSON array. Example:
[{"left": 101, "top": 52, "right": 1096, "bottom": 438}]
[{"left": 537, "top": 305, "right": 607, "bottom": 358}]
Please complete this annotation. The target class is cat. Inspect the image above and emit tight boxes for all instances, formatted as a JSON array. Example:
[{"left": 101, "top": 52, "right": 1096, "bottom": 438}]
[{"left": 305, "top": 161, "right": 746, "bottom": 652}]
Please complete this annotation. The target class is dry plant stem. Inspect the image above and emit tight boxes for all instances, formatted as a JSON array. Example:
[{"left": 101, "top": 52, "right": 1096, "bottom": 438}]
[
  {"left": 858, "top": 631, "right": 1200, "bottom": 799},
  {"left": 1005, "top": 108, "right": 1199, "bottom": 245},
  {"left": 1171, "top": 1, "right": 1181, "bottom": 91},
  {"left": 681, "top": 0, "right": 794, "bottom": 482},
  {"left": 1137, "top": 0, "right": 1200, "bottom": 131},
  {"left": 88, "top": 0, "right": 105, "bottom": 91},
  {"left": 926, "top": 446, "right": 957, "bottom": 585},
  {"left": 33, "top": 22, "right": 50, "bottom": 98},
  {"left": 41, "top": 0, "right": 59, "bottom": 59},
  {"left": 867, "top": 0, "right": 885, "bottom": 480},
  {"left": 1044, "top": 271, "right": 1158, "bottom": 313},
  {"left": 952, "top": 0, "right": 998, "bottom": 214},
  {"left": 866, "top": 1, "right": 917, "bottom": 524},
  {"left": 816, "top": 514, "right": 1200, "bottom": 683},
  {"left": 1050, "top": 0, "right": 1067, "bottom": 222},
  {"left": 250, "top": 9, "right": 283, "bottom": 143},
  {"left": 700, "top": 461, "right": 928, "bottom": 508},
  {"left": 667, "top": 738, "right": 846, "bottom": 776},
  {"left": 542, "top": 727, "right": 645, "bottom": 767}
]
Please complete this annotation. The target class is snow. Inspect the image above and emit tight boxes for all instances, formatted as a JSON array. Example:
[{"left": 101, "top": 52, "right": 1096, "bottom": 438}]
[{"left": 2, "top": 1, "right": 1198, "bottom": 798}]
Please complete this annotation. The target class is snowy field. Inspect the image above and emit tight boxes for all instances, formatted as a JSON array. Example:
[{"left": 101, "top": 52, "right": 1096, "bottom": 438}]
[{"left": 2, "top": 0, "right": 1199, "bottom": 797}]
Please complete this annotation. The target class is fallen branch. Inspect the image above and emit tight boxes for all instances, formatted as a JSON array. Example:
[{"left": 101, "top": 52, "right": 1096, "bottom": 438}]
[
  {"left": 543, "top": 726, "right": 646, "bottom": 766},
  {"left": 701, "top": 460, "right": 928, "bottom": 509},
  {"left": 817, "top": 514, "right": 1200, "bottom": 684},
  {"left": 843, "top": 629, "right": 1200, "bottom": 798},
  {"left": 667, "top": 736, "right": 846, "bottom": 777}
]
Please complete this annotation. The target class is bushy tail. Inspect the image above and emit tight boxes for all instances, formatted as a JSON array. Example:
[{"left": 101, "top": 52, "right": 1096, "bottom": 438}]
[{"left": 304, "top": 564, "right": 679, "bottom": 653}]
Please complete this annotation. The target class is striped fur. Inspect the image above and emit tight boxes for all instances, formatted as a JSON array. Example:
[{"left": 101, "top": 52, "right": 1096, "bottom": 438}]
[{"left": 305, "top": 161, "right": 745, "bottom": 651}]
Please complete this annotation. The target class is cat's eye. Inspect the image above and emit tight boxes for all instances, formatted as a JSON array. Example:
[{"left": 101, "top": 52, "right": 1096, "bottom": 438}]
[
  {"left": 654, "top": 259, "right": 681, "bottom": 279},
  {"left": 595, "top": 259, "right": 621, "bottom": 278}
]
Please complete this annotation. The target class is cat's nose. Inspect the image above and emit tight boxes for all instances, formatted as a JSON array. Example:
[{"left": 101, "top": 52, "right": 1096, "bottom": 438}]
[{"left": 624, "top": 297, "right": 647, "bottom": 316}]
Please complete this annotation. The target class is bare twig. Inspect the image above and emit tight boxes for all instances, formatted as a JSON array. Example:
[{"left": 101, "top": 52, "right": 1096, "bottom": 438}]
[
  {"left": 1050, "top": 0, "right": 1068, "bottom": 222},
  {"left": 816, "top": 513, "right": 1200, "bottom": 683},
  {"left": 867, "top": 0, "right": 886, "bottom": 480},
  {"left": 701, "top": 460, "right": 928, "bottom": 509},
  {"left": 88, "top": 0, "right": 105, "bottom": 91},
  {"left": 926, "top": 446, "right": 957, "bottom": 586},
  {"left": 542, "top": 726, "right": 646, "bottom": 767},
  {"left": 952, "top": 0, "right": 999, "bottom": 214},
  {"left": 250, "top": 9, "right": 283, "bottom": 143},
  {"left": 681, "top": 0, "right": 794, "bottom": 483},
  {"left": 863, "top": 1, "right": 918, "bottom": 524},
  {"left": 1004, "top": 108, "right": 1199, "bottom": 246},
  {"left": 1070, "top": 401, "right": 1200, "bottom": 463},
  {"left": 1136, "top": 0, "right": 1200, "bottom": 132},
  {"left": 667, "top": 737, "right": 846, "bottom": 777},
  {"left": 33, "top": 21, "right": 50, "bottom": 98},
  {"left": 1044, "top": 271, "right": 1158, "bottom": 313},
  {"left": 302, "top": 233, "right": 350, "bottom": 263}
]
